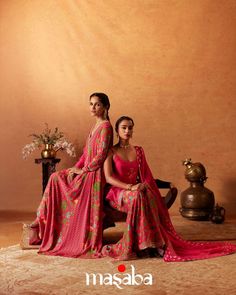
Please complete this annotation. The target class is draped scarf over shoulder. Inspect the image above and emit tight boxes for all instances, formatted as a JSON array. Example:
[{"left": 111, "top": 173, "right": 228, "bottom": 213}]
[{"left": 136, "top": 146, "right": 236, "bottom": 262}]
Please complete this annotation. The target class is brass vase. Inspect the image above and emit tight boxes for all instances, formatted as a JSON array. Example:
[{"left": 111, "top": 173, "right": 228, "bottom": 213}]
[
  {"left": 41, "top": 144, "right": 56, "bottom": 159},
  {"left": 180, "top": 159, "right": 215, "bottom": 220}
]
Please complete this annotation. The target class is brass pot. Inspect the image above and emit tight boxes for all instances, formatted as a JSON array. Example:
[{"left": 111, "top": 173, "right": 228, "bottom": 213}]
[
  {"left": 180, "top": 159, "right": 215, "bottom": 220},
  {"left": 180, "top": 182, "right": 215, "bottom": 220},
  {"left": 41, "top": 144, "right": 56, "bottom": 159}
]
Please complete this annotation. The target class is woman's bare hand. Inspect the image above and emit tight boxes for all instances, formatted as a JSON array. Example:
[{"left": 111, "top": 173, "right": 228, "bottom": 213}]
[
  {"left": 131, "top": 183, "right": 146, "bottom": 192},
  {"left": 67, "top": 167, "right": 83, "bottom": 182}
]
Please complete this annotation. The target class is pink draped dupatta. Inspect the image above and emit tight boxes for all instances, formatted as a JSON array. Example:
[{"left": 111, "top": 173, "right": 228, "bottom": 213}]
[{"left": 137, "top": 146, "right": 236, "bottom": 262}]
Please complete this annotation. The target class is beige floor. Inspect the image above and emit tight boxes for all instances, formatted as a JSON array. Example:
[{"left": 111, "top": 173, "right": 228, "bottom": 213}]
[
  {"left": 1, "top": 211, "right": 236, "bottom": 295},
  {"left": 1, "top": 211, "right": 236, "bottom": 248}
]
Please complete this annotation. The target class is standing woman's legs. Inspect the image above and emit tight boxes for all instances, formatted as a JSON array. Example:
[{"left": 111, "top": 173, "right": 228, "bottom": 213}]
[{"left": 29, "top": 170, "right": 68, "bottom": 245}]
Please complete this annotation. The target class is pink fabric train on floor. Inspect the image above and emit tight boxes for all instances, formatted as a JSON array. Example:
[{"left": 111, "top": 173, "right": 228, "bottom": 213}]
[{"left": 102, "top": 146, "right": 236, "bottom": 261}]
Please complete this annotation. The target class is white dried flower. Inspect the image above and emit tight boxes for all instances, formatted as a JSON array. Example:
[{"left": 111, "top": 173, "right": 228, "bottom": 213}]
[
  {"left": 54, "top": 139, "right": 76, "bottom": 157},
  {"left": 22, "top": 124, "right": 76, "bottom": 159}
]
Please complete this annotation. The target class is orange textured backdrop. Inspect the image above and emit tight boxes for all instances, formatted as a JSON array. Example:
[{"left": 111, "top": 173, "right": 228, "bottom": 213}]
[{"left": 0, "top": 0, "right": 236, "bottom": 216}]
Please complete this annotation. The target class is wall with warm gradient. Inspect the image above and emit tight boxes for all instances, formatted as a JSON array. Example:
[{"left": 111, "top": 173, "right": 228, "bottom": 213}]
[{"left": 1, "top": 0, "right": 236, "bottom": 216}]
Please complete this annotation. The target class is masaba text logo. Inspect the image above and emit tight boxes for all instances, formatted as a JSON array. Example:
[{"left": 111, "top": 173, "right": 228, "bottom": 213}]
[{"left": 85, "top": 264, "right": 153, "bottom": 289}]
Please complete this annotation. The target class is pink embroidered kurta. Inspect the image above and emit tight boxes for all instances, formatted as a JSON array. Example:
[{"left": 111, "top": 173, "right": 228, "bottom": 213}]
[
  {"left": 36, "top": 121, "right": 113, "bottom": 258},
  {"left": 103, "top": 146, "right": 236, "bottom": 261}
]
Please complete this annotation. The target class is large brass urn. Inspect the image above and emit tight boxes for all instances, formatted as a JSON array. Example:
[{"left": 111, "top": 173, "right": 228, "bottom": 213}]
[{"left": 180, "top": 159, "right": 215, "bottom": 220}]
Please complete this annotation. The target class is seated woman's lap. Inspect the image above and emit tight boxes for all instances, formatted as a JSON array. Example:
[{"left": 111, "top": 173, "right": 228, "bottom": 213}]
[{"left": 108, "top": 189, "right": 145, "bottom": 213}]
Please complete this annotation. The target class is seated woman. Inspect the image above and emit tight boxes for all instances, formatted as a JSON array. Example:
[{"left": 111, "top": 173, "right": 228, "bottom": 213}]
[
  {"left": 102, "top": 116, "right": 236, "bottom": 261},
  {"left": 28, "top": 93, "right": 113, "bottom": 258}
]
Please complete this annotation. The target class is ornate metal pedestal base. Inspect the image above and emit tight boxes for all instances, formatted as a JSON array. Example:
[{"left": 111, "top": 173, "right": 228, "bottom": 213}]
[{"left": 35, "top": 158, "right": 61, "bottom": 194}]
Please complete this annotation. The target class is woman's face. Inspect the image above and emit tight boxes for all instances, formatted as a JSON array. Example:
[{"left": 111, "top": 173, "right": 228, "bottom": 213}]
[
  {"left": 117, "top": 119, "right": 134, "bottom": 140},
  {"left": 89, "top": 96, "right": 106, "bottom": 118}
]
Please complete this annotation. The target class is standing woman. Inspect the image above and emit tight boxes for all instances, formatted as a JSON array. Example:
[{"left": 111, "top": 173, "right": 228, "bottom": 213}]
[
  {"left": 102, "top": 116, "right": 236, "bottom": 261},
  {"left": 29, "top": 93, "right": 113, "bottom": 258}
]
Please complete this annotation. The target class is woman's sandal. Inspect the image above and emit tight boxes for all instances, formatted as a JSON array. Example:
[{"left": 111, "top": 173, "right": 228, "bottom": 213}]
[{"left": 137, "top": 246, "right": 166, "bottom": 258}]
